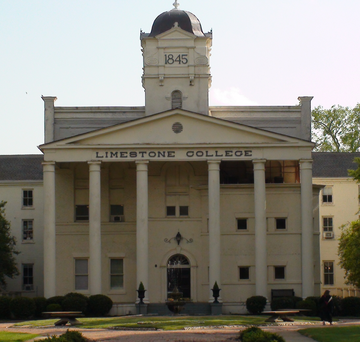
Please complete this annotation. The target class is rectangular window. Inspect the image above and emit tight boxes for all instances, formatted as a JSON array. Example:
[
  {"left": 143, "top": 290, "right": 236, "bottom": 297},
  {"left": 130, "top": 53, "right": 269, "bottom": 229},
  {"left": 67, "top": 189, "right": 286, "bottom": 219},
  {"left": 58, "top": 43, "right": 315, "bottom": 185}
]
[
  {"left": 323, "top": 217, "right": 333, "bottom": 232},
  {"left": 110, "top": 259, "right": 124, "bottom": 289},
  {"left": 22, "top": 220, "right": 33, "bottom": 240},
  {"left": 22, "top": 190, "right": 33, "bottom": 207},
  {"left": 276, "top": 218, "right": 286, "bottom": 230},
  {"left": 75, "top": 259, "right": 88, "bottom": 290},
  {"left": 237, "top": 219, "right": 247, "bottom": 230},
  {"left": 179, "top": 206, "right": 189, "bottom": 216},
  {"left": 322, "top": 187, "right": 333, "bottom": 203},
  {"left": 23, "top": 264, "right": 34, "bottom": 291},
  {"left": 166, "top": 206, "right": 176, "bottom": 216},
  {"left": 324, "top": 261, "right": 334, "bottom": 285},
  {"left": 110, "top": 205, "right": 124, "bottom": 222},
  {"left": 239, "top": 267, "right": 250, "bottom": 280},
  {"left": 75, "top": 205, "right": 89, "bottom": 221},
  {"left": 274, "top": 266, "right": 285, "bottom": 280}
]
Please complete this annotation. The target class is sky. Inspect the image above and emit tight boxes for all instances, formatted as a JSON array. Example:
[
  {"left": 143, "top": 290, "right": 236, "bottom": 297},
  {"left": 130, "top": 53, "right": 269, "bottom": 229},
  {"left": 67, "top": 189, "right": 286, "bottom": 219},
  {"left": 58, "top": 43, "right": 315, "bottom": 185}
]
[{"left": 1, "top": 0, "right": 359, "bottom": 155}]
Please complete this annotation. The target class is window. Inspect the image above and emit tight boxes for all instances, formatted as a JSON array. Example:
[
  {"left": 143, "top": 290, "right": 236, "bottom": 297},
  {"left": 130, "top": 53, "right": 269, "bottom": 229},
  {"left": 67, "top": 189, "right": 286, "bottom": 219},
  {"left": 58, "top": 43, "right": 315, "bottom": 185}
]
[
  {"left": 239, "top": 267, "right": 250, "bottom": 280},
  {"left": 323, "top": 217, "right": 333, "bottom": 232},
  {"left": 276, "top": 218, "right": 286, "bottom": 230},
  {"left": 23, "top": 264, "right": 33, "bottom": 291},
  {"left": 237, "top": 219, "right": 247, "bottom": 230},
  {"left": 22, "top": 190, "right": 33, "bottom": 207},
  {"left": 110, "top": 205, "right": 124, "bottom": 222},
  {"left": 75, "top": 205, "right": 89, "bottom": 221},
  {"left": 274, "top": 266, "right": 285, "bottom": 280},
  {"left": 22, "top": 220, "right": 33, "bottom": 240},
  {"left": 179, "top": 206, "right": 189, "bottom": 216},
  {"left": 166, "top": 206, "right": 176, "bottom": 216},
  {"left": 110, "top": 259, "right": 124, "bottom": 289},
  {"left": 324, "top": 261, "right": 334, "bottom": 285},
  {"left": 75, "top": 259, "right": 88, "bottom": 290},
  {"left": 322, "top": 187, "right": 333, "bottom": 203},
  {"left": 171, "top": 90, "right": 182, "bottom": 109}
]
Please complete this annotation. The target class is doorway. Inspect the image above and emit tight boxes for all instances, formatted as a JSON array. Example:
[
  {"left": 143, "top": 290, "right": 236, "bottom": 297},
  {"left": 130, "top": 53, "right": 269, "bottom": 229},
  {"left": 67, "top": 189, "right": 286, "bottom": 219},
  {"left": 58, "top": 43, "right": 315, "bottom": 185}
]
[{"left": 167, "top": 254, "right": 191, "bottom": 298}]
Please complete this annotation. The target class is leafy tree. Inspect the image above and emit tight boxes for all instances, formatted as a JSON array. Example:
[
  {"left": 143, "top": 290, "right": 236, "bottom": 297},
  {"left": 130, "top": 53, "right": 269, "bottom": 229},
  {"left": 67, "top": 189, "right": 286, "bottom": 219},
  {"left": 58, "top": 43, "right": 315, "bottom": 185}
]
[
  {"left": 338, "top": 220, "right": 360, "bottom": 288},
  {"left": 0, "top": 201, "right": 19, "bottom": 287},
  {"left": 312, "top": 104, "right": 360, "bottom": 152}
]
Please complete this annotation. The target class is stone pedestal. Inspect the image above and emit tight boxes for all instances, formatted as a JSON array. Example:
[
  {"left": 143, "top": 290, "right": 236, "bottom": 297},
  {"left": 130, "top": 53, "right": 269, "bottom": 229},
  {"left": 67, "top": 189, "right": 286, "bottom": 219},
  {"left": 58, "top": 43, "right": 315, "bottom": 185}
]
[
  {"left": 211, "top": 303, "right": 223, "bottom": 315},
  {"left": 136, "top": 304, "right": 148, "bottom": 315}
]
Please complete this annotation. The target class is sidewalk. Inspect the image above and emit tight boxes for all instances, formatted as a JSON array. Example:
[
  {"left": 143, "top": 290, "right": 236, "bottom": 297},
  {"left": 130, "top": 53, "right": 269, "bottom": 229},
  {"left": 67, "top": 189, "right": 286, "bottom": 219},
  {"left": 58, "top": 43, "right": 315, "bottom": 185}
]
[{"left": 1, "top": 319, "right": 360, "bottom": 342}]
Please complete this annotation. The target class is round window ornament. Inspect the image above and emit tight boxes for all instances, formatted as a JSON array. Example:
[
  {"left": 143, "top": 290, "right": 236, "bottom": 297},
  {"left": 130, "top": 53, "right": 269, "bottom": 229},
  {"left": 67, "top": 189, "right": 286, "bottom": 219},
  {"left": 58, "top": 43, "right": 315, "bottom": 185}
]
[{"left": 172, "top": 122, "right": 183, "bottom": 134}]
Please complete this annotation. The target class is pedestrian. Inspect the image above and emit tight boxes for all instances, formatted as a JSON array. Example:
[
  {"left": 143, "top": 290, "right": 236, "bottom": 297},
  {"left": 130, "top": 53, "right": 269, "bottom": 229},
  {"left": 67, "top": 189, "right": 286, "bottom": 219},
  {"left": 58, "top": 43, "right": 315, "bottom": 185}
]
[{"left": 319, "top": 290, "right": 333, "bottom": 325}]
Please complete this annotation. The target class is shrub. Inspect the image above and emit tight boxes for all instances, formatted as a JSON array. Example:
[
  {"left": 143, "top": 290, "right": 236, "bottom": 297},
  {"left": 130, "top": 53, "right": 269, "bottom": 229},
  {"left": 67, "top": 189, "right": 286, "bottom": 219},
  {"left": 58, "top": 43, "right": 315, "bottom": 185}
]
[
  {"left": 0, "top": 296, "right": 11, "bottom": 319},
  {"left": 9, "top": 296, "right": 36, "bottom": 319},
  {"left": 305, "top": 296, "right": 320, "bottom": 315},
  {"left": 246, "top": 296, "right": 267, "bottom": 314},
  {"left": 34, "top": 297, "right": 47, "bottom": 317},
  {"left": 39, "top": 330, "right": 88, "bottom": 342},
  {"left": 341, "top": 296, "right": 360, "bottom": 316},
  {"left": 62, "top": 293, "right": 88, "bottom": 313},
  {"left": 296, "top": 299, "right": 317, "bottom": 316},
  {"left": 87, "top": 294, "right": 113, "bottom": 317},
  {"left": 47, "top": 296, "right": 65, "bottom": 307},
  {"left": 332, "top": 295, "right": 342, "bottom": 316},
  {"left": 239, "top": 326, "right": 285, "bottom": 342},
  {"left": 46, "top": 303, "right": 62, "bottom": 312},
  {"left": 271, "top": 297, "right": 294, "bottom": 310}
]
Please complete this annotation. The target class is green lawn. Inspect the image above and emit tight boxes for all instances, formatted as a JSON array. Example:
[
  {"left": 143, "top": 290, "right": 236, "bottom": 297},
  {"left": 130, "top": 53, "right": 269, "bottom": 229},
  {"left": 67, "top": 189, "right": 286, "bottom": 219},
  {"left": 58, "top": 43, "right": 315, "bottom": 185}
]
[
  {"left": 0, "top": 331, "right": 39, "bottom": 342},
  {"left": 299, "top": 326, "right": 360, "bottom": 342},
  {"left": 13, "top": 315, "right": 319, "bottom": 331}
]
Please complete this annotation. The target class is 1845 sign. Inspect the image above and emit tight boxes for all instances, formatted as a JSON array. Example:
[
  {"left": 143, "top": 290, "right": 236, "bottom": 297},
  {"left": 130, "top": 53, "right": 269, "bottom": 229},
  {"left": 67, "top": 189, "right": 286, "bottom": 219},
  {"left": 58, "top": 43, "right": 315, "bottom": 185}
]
[
  {"left": 95, "top": 149, "right": 253, "bottom": 160},
  {"left": 165, "top": 53, "right": 188, "bottom": 65}
]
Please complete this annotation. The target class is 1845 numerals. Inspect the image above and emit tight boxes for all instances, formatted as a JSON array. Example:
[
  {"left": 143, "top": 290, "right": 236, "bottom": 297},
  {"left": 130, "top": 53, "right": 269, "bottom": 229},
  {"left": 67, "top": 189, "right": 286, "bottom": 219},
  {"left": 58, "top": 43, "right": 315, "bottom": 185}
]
[{"left": 165, "top": 54, "right": 188, "bottom": 65}]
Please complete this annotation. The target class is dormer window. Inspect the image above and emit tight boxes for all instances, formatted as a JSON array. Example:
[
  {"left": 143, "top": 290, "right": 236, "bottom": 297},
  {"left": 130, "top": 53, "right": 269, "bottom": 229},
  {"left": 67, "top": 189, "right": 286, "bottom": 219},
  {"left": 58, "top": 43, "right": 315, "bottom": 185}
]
[{"left": 171, "top": 90, "right": 182, "bottom": 109}]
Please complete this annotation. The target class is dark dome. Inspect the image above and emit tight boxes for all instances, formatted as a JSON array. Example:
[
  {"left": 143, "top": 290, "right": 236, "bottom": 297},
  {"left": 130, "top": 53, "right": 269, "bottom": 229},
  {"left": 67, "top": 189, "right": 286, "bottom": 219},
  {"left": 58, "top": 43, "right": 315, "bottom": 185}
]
[{"left": 149, "top": 9, "right": 204, "bottom": 37}]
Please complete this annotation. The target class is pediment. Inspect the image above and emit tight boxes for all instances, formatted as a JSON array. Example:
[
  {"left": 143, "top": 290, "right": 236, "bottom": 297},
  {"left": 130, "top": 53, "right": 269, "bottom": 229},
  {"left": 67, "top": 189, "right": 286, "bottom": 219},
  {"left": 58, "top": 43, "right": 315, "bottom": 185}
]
[
  {"left": 157, "top": 27, "right": 196, "bottom": 40},
  {"left": 40, "top": 110, "right": 312, "bottom": 150}
]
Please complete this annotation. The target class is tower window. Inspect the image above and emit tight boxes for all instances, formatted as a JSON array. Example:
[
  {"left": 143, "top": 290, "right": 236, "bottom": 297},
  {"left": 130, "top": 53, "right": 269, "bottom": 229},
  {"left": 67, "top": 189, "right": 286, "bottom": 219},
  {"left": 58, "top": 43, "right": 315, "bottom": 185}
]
[{"left": 171, "top": 90, "right": 182, "bottom": 109}]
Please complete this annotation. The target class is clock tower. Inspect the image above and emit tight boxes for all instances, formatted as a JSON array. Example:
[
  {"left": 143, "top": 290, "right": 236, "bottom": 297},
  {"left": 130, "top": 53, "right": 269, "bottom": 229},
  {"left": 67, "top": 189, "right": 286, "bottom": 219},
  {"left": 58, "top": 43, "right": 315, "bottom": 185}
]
[{"left": 141, "top": 2, "right": 212, "bottom": 116}]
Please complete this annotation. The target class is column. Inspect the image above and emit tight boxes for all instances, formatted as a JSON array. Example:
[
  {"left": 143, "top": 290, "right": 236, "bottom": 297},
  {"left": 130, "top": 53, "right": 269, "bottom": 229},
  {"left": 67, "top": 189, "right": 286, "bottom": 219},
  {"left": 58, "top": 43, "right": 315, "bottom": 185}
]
[
  {"left": 43, "top": 161, "right": 56, "bottom": 298},
  {"left": 88, "top": 161, "right": 102, "bottom": 294},
  {"left": 136, "top": 161, "right": 149, "bottom": 302},
  {"left": 208, "top": 161, "right": 221, "bottom": 300},
  {"left": 300, "top": 159, "right": 314, "bottom": 298},
  {"left": 253, "top": 159, "right": 267, "bottom": 297},
  {"left": 41, "top": 96, "right": 57, "bottom": 143}
]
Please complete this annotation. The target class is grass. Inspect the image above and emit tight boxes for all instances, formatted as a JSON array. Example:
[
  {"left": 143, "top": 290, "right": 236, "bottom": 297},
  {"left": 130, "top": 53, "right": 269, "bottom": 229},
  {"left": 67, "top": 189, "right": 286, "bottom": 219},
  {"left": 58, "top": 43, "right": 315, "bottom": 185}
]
[
  {"left": 299, "top": 326, "right": 360, "bottom": 342},
  {"left": 0, "top": 331, "right": 39, "bottom": 342},
  {"left": 12, "top": 315, "right": 319, "bottom": 331}
]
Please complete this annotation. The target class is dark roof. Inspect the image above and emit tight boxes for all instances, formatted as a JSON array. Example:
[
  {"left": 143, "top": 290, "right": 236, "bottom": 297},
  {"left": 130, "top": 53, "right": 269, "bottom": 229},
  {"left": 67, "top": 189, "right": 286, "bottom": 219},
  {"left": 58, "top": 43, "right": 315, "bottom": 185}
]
[
  {"left": 312, "top": 152, "right": 360, "bottom": 177},
  {"left": 149, "top": 9, "right": 204, "bottom": 37},
  {"left": 0, "top": 155, "right": 43, "bottom": 181}
]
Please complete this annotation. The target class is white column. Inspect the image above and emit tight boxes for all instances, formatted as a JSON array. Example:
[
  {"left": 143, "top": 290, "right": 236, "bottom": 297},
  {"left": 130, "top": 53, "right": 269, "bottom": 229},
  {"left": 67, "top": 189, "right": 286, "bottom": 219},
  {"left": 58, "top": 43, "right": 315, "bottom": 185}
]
[
  {"left": 43, "top": 161, "right": 56, "bottom": 298},
  {"left": 253, "top": 159, "right": 267, "bottom": 298},
  {"left": 300, "top": 159, "right": 314, "bottom": 298},
  {"left": 88, "top": 161, "right": 102, "bottom": 294},
  {"left": 136, "top": 161, "right": 149, "bottom": 302},
  {"left": 208, "top": 160, "right": 221, "bottom": 300}
]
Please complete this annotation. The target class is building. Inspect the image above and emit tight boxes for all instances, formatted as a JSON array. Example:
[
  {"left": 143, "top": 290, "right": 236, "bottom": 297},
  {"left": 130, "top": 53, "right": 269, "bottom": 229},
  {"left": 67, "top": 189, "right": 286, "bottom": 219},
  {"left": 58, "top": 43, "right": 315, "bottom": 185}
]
[
  {"left": 313, "top": 152, "right": 360, "bottom": 297},
  {"left": 0, "top": 155, "right": 44, "bottom": 297},
  {"left": 3, "top": 4, "right": 322, "bottom": 314}
]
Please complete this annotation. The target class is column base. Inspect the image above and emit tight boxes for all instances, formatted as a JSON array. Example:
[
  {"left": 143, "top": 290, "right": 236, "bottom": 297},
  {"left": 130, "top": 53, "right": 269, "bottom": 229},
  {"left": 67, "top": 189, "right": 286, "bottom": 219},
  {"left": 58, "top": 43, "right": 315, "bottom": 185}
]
[
  {"left": 211, "top": 303, "right": 223, "bottom": 315},
  {"left": 136, "top": 304, "right": 148, "bottom": 315}
]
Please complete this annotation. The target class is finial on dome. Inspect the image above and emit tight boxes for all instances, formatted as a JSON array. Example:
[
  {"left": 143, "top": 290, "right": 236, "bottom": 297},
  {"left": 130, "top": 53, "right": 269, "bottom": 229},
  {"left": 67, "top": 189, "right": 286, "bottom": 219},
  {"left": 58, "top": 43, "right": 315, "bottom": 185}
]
[{"left": 173, "top": 0, "right": 180, "bottom": 9}]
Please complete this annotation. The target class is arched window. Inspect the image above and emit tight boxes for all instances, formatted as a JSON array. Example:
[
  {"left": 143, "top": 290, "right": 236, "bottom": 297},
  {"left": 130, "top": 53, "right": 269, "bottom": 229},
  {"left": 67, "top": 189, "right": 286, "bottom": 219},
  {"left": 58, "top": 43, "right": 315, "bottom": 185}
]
[
  {"left": 167, "top": 254, "right": 190, "bottom": 298},
  {"left": 171, "top": 90, "right": 182, "bottom": 109}
]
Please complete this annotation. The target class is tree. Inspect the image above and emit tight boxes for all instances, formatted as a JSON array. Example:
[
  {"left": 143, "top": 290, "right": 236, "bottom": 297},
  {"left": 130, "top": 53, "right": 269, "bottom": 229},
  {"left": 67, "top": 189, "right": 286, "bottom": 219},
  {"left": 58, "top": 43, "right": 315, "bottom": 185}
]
[
  {"left": 0, "top": 201, "right": 19, "bottom": 287},
  {"left": 312, "top": 104, "right": 360, "bottom": 152},
  {"left": 338, "top": 220, "right": 360, "bottom": 288}
]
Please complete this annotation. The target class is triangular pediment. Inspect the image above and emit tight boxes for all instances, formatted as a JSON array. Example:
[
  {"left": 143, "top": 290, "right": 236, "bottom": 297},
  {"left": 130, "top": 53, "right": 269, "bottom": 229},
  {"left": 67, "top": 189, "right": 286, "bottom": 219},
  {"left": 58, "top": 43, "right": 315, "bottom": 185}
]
[
  {"left": 40, "top": 109, "right": 312, "bottom": 151},
  {"left": 156, "top": 27, "right": 196, "bottom": 40}
]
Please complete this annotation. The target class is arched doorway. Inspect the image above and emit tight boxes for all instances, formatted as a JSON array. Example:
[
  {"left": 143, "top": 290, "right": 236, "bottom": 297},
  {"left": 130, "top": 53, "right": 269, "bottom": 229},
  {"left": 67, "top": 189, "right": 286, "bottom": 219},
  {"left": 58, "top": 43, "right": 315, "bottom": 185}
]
[{"left": 167, "top": 254, "right": 191, "bottom": 298}]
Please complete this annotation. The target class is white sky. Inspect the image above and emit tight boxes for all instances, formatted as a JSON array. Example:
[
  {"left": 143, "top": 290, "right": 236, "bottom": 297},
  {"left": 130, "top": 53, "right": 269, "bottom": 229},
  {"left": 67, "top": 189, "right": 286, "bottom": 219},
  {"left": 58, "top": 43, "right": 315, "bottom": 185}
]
[{"left": 1, "top": 0, "right": 359, "bottom": 154}]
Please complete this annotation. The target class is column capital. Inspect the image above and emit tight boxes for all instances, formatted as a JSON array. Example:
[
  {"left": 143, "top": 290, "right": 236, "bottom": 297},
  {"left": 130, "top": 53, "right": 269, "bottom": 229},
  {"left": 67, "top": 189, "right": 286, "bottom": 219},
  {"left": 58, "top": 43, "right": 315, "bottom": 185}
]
[
  {"left": 299, "top": 159, "right": 313, "bottom": 170},
  {"left": 88, "top": 160, "right": 102, "bottom": 165},
  {"left": 42, "top": 161, "right": 56, "bottom": 171},
  {"left": 253, "top": 159, "right": 266, "bottom": 170},
  {"left": 208, "top": 160, "right": 221, "bottom": 171},
  {"left": 135, "top": 160, "right": 149, "bottom": 165}
]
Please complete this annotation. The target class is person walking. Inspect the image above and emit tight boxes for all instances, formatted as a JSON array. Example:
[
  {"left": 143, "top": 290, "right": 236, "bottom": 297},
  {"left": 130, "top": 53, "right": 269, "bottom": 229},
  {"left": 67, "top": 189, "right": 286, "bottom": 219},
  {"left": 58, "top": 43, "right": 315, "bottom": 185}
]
[{"left": 319, "top": 290, "right": 334, "bottom": 325}]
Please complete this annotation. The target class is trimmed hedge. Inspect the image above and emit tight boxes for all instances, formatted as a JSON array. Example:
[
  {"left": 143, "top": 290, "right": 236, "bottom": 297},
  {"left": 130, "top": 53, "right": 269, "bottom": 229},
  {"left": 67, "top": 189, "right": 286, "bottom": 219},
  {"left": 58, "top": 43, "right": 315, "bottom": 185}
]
[
  {"left": 34, "top": 296, "right": 47, "bottom": 317},
  {"left": 88, "top": 294, "right": 113, "bottom": 316},
  {"left": 46, "top": 303, "right": 62, "bottom": 312},
  {"left": 239, "top": 327, "right": 285, "bottom": 342},
  {"left": 9, "top": 296, "right": 36, "bottom": 319},
  {"left": 246, "top": 296, "right": 267, "bottom": 314},
  {"left": 271, "top": 297, "right": 294, "bottom": 311},
  {"left": 47, "top": 296, "right": 65, "bottom": 308},
  {"left": 341, "top": 296, "right": 360, "bottom": 316},
  {"left": 296, "top": 299, "right": 317, "bottom": 316},
  {"left": 62, "top": 293, "right": 88, "bottom": 313},
  {"left": 0, "top": 296, "right": 11, "bottom": 319}
]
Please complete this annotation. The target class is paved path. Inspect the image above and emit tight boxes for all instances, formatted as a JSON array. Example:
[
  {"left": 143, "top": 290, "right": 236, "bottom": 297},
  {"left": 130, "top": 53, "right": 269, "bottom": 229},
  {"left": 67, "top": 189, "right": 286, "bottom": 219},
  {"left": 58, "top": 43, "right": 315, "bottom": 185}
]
[{"left": 1, "top": 319, "right": 360, "bottom": 342}]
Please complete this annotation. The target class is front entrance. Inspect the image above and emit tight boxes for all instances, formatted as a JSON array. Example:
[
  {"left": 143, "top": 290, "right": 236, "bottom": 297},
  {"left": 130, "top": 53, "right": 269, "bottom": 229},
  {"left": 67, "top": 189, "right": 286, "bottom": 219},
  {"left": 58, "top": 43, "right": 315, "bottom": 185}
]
[{"left": 167, "top": 254, "right": 191, "bottom": 298}]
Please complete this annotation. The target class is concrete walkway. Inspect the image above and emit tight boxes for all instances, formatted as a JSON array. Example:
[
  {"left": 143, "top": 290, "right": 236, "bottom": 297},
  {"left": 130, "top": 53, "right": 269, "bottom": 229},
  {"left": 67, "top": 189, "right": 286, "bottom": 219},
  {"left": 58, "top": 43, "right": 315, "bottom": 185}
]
[{"left": 1, "top": 319, "right": 359, "bottom": 342}]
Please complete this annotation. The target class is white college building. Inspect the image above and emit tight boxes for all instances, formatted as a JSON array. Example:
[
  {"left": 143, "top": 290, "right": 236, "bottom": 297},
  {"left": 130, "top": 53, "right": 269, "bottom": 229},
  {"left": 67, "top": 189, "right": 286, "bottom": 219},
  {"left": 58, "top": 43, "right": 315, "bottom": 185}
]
[{"left": 5, "top": 4, "right": 323, "bottom": 314}]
